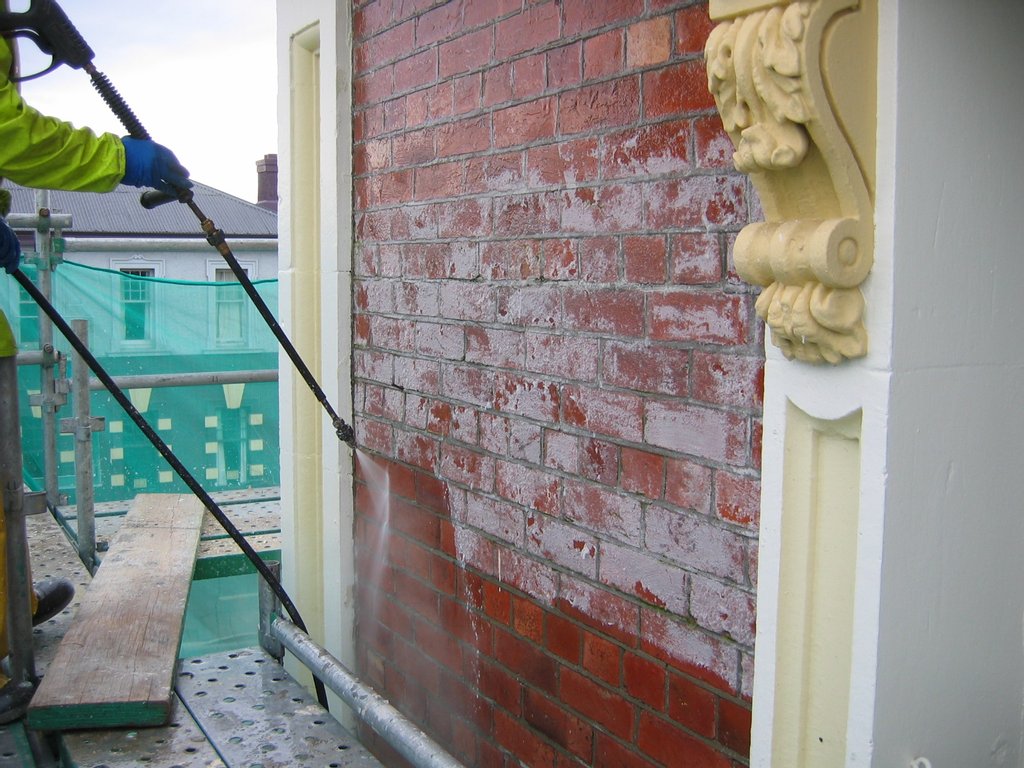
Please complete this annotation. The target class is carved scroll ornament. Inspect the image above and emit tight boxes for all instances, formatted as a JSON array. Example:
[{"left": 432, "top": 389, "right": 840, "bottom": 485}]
[{"left": 705, "top": 0, "right": 875, "bottom": 364}]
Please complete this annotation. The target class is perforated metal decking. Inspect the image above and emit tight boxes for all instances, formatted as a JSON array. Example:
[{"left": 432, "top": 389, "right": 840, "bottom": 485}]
[{"left": 11, "top": 496, "right": 384, "bottom": 768}]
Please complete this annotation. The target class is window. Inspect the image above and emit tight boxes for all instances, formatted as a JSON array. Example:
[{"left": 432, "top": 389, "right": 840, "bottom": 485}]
[
  {"left": 119, "top": 268, "right": 154, "bottom": 342},
  {"left": 214, "top": 267, "right": 247, "bottom": 345}
]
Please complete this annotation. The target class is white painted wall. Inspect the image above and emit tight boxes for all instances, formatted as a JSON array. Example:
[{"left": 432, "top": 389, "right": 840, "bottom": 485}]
[
  {"left": 871, "top": 1, "right": 1024, "bottom": 765},
  {"left": 276, "top": 0, "right": 356, "bottom": 721}
]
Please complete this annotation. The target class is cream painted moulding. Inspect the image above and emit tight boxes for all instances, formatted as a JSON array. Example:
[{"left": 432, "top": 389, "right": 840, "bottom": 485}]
[{"left": 705, "top": 0, "right": 876, "bottom": 364}]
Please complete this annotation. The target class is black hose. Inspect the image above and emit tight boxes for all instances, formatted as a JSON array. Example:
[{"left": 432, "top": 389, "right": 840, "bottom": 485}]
[{"left": 11, "top": 268, "right": 331, "bottom": 710}]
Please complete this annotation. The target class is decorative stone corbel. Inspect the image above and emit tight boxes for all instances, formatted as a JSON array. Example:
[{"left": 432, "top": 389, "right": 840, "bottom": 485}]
[{"left": 705, "top": 0, "right": 876, "bottom": 364}]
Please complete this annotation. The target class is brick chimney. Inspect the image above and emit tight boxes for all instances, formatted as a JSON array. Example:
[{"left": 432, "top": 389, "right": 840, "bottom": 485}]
[{"left": 256, "top": 154, "right": 278, "bottom": 212}]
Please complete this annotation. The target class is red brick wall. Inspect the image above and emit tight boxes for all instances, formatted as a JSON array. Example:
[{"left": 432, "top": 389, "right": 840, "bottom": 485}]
[{"left": 351, "top": 1, "right": 761, "bottom": 765}]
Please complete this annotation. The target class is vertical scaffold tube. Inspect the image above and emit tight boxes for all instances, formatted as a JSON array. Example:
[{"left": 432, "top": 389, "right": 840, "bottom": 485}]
[{"left": 0, "top": 312, "right": 36, "bottom": 689}]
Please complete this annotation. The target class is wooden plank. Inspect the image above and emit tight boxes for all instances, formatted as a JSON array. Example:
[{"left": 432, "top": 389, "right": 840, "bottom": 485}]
[{"left": 28, "top": 494, "right": 205, "bottom": 731}]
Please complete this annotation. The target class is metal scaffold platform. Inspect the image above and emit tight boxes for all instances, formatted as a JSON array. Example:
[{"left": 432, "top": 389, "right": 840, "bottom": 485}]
[{"left": 1, "top": 492, "right": 384, "bottom": 768}]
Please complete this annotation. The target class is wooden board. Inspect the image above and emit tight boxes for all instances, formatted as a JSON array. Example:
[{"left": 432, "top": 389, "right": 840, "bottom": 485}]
[{"left": 28, "top": 494, "right": 205, "bottom": 731}]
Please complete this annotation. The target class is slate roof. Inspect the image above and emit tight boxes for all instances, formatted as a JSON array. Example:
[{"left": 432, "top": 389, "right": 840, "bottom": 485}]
[{"left": 6, "top": 181, "right": 277, "bottom": 238}]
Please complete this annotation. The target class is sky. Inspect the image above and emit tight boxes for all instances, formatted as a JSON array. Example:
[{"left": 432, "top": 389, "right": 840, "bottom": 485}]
[{"left": 16, "top": 0, "right": 277, "bottom": 202}]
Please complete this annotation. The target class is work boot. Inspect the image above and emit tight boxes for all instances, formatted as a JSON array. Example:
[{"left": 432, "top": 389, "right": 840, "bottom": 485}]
[
  {"left": 32, "top": 578, "right": 74, "bottom": 626},
  {"left": 0, "top": 681, "right": 34, "bottom": 724}
]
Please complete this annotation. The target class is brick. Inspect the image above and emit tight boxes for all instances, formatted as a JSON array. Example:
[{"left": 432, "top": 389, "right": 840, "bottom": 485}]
[
  {"left": 667, "top": 673, "right": 717, "bottom": 738},
  {"left": 671, "top": 232, "right": 722, "bottom": 285},
  {"left": 526, "top": 333, "right": 600, "bottom": 381},
  {"left": 439, "top": 28, "right": 493, "bottom": 78},
  {"left": 526, "top": 138, "right": 600, "bottom": 188},
  {"left": 543, "top": 239, "right": 580, "bottom": 280},
  {"left": 718, "top": 697, "right": 752, "bottom": 756},
  {"left": 480, "top": 657, "right": 523, "bottom": 713},
  {"left": 495, "top": 2, "right": 561, "bottom": 59},
  {"left": 623, "top": 235, "right": 668, "bottom": 284},
  {"left": 579, "top": 237, "right": 619, "bottom": 282},
  {"left": 626, "top": 17, "right": 671, "bottom": 69},
  {"left": 494, "top": 97, "right": 557, "bottom": 148},
  {"left": 676, "top": 4, "right": 716, "bottom": 56},
  {"left": 526, "top": 512, "right": 598, "bottom": 578},
  {"left": 546, "top": 612, "right": 582, "bottom": 664},
  {"left": 649, "top": 290, "right": 749, "bottom": 345},
  {"left": 637, "top": 712, "right": 732, "bottom": 768},
  {"left": 583, "top": 30, "right": 624, "bottom": 81},
  {"left": 604, "top": 120, "right": 691, "bottom": 179},
  {"left": 603, "top": 340, "right": 688, "bottom": 398},
  {"left": 495, "top": 709, "right": 558, "bottom": 768},
  {"left": 496, "top": 460, "right": 561, "bottom": 515},
  {"left": 414, "top": 320, "right": 464, "bottom": 359},
  {"left": 359, "top": 21, "right": 415, "bottom": 72},
  {"left": 645, "top": 505, "right": 747, "bottom": 584},
  {"left": 353, "top": 2, "right": 393, "bottom": 40},
  {"left": 395, "top": 49, "right": 438, "bottom": 93},
  {"left": 493, "top": 373, "right": 561, "bottom": 423},
  {"left": 561, "top": 183, "right": 644, "bottom": 234},
  {"left": 594, "top": 733, "right": 659, "bottom": 768},
  {"left": 583, "top": 633, "right": 622, "bottom": 686},
  {"left": 560, "top": 667, "right": 633, "bottom": 740},
  {"left": 437, "top": 197, "right": 492, "bottom": 239},
  {"left": 692, "top": 352, "right": 764, "bottom": 409},
  {"left": 600, "top": 540, "right": 688, "bottom": 613},
  {"left": 437, "top": 115, "right": 490, "bottom": 157},
  {"left": 689, "top": 575, "right": 756, "bottom": 647},
  {"left": 651, "top": 175, "right": 749, "bottom": 230},
  {"left": 640, "top": 609, "right": 738, "bottom": 693},
  {"left": 714, "top": 470, "right": 760, "bottom": 528},
  {"left": 624, "top": 652, "right": 666, "bottom": 710},
  {"left": 417, "top": 2, "right": 462, "bottom": 47},
  {"left": 414, "top": 614, "right": 463, "bottom": 672},
  {"left": 645, "top": 400, "right": 748, "bottom": 466},
  {"left": 392, "top": 569, "right": 440, "bottom": 623},
  {"left": 440, "top": 281, "right": 496, "bottom": 322},
  {"left": 466, "top": 151, "right": 525, "bottom": 194},
  {"left": 497, "top": 285, "right": 562, "bottom": 328},
  {"left": 393, "top": 128, "right": 435, "bottom": 167},
  {"left": 513, "top": 595, "right": 545, "bottom": 643},
  {"left": 496, "top": 548, "right": 560, "bottom": 605},
  {"left": 442, "top": 364, "right": 495, "bottom": 409},
  {"left": 454, "top": 72, "right": 481, "bottom": 114},
  {"left": 481, "top": 239, "right": 542, "bottom": 280},
  {"left": 563, "top": 287, "right": 644, "bottom": 336},
  {"left": 665, "top": 457, "right": 713, "bottom": 514},
  {"left": 696, "top": 115, "right": 735, "bottom": 169},
  {"left": 395, "top": 429, "right": 439, "bottom": 471},
  {"left": 543, "top": 429, "right": 579, "bottom": 474},
  {"left": 620, "top": 447, "right": 665, "bottom": 498},
  {"left": 495, "top": 627, "right": 559, "bottom": 695},
  {"left": 464, "top": 0, "right": 521, "bottom": 27},
  {"left": 559, "top": 77, "right": 641, "bottom": 135},
  {"left": 493, "top": 192, "right": 561, "bottom": 236},
  {"left": 524, "top": 689, "right": 595, "bottom": 760},
  {"left": 548, "top": 42, "right": 582, "bottom": 89},
  {"left": 557, "top": 577, "right": 640, "bottom": 646},
  {"left": 355, "top": 67, "right": 395, "bottom": 108},
  {"left": 643, "top": 59, "right": 716, "bottom": 116},
  {"left": 563, "top": 0, "right": 644, "bottom": 36},
  {"left": 513, "top": 53, "right": 547, "bottom": 99},
  {"left": 483, "top": 61, "right": 513, "bottom": 106},
  {"left": 440, "top": 442, "right": 496, "bottom": 492},
  {"left": 564, "top": 478, "right": 644, "bottom": 546},
  {"left": 462, "top": 490, "right": 524, "bottom": 546},
  {"left": 562, "top": 385, "right": 644, "bottom": 443},
  {"left": 579, "top": 438, "right": 618, "bottom": 487},
  {"left": 466, "top": 325, "right": 526, "bottom": 368}
]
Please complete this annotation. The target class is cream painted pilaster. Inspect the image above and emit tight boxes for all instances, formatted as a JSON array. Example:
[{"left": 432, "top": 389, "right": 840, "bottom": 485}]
[{"left": 277, "top": 0, "right": 356, "bottom": 726}]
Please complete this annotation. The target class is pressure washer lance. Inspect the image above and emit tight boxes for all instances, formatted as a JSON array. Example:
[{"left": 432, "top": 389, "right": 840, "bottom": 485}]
[
  {"left": 141, "top": 186, "right": 357, "bottom": 448},
  {"left": 0, "top": 0, "right": 341, "bottom": 709}
]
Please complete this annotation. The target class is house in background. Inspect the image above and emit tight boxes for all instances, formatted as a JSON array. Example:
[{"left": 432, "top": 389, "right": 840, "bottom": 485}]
[
  {"left": 274, "top": 2, "right": 1024, "bottom": 767},
  {"left": 2, "top": 171, "right": 284, "bottom": 501}
]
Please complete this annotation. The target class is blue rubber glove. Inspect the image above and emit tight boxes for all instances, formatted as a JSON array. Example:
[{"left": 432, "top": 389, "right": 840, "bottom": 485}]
[
  {"left": 121, "top": 137, "right": 192, "bottom": 194},
  {"left": 0, "top": 218, "right": 21, "bottom": 274}
]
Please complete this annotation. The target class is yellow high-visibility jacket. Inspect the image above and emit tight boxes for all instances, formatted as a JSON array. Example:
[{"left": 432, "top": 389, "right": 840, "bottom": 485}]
[{"left": 0, "top": 37, "right": 124, "bottom": 192}]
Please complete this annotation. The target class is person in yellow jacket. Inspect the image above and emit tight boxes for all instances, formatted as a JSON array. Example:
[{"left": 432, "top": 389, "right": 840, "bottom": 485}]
[{"left": 0, "top": 31, "right": 189, "bottom": 722}]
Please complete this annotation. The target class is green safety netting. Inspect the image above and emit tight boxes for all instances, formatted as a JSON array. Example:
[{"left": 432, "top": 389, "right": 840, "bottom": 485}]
[{"left": 1, "top": 259, "right": 280, "bottom": 504}]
